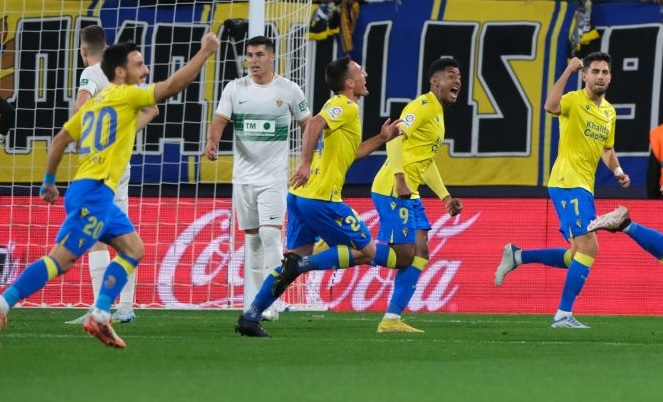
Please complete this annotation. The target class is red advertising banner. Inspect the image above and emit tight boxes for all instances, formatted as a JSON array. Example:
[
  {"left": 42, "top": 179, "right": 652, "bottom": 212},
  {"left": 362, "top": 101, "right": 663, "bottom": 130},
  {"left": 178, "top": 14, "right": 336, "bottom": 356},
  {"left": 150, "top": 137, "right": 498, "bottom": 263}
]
[{"left": 1, "top": 196, "right": 662, "bottom": 315}]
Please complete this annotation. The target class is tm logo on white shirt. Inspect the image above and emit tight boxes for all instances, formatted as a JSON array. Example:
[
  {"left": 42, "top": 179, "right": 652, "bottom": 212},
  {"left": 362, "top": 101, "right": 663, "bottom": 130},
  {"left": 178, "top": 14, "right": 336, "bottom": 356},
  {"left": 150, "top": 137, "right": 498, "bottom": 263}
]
[{"left": 244, "top": 120, "right": 276, "bottom": 133}]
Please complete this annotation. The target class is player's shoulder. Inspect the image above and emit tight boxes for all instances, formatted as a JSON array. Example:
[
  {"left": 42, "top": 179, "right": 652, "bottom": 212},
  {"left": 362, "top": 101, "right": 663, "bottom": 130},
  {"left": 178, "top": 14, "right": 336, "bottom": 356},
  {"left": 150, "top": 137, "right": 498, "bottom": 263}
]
[
  {"left": 273, "top": 74, "right": 300, "bottom": 88},
  {"left": 233, "top": 76, "right": 252, "bottom": 87},
  {"left": 562, "top": 89, "right": 584, "bottom": 101},
  {"left": 321, "top": 95, "right": 357, "bottom": 119}
]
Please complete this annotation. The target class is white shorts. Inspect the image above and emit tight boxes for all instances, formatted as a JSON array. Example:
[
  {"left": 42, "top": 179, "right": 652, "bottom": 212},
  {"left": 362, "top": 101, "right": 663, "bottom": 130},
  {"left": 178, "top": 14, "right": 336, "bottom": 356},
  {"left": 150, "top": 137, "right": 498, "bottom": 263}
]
[
  {"left": 113, "top": 165, "right": 131, "bottom": 214},
  {"left": 233, "top": 182, "right": 287, "bottom": 230}
]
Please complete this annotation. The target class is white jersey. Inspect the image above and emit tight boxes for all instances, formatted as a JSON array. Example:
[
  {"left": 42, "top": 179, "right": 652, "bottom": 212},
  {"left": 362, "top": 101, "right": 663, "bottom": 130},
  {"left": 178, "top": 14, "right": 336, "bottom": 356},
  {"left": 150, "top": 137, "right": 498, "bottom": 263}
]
[
  {"left": 215, "top": 75, "right": 310, "bottom": 185},
  {"left": 77, "top": 63, "right": 109, "bottom": 97}
]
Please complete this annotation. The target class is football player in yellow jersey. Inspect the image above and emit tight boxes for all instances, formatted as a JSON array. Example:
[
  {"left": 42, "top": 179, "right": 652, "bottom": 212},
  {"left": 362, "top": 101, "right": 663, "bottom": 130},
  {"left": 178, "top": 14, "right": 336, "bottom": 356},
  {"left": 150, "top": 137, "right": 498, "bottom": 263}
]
[
  {"left": 370, "top": 58, "right": 463, "bottom": 333},
  {"left": 495, "top": 52, "right": 630, "bottom": 329},
  {"left": 0, "top": 33, "right": 220, "bottom": 348},
  {"left": 236, "top": 56, "right": 401, "bottom": 337}
]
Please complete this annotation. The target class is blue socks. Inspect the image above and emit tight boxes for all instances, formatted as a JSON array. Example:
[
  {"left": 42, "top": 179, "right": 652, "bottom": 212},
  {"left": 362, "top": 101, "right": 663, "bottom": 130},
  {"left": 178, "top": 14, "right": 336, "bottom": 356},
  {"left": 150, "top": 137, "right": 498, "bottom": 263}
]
[
  {"left": 626, "top": 222, "right": 663, "bottom": 261},
  {"left": 558, "top": 253, "right": 593, "bottom": 312},
  {"left": 2, "top": 256, "right": 61, "bottom": 307},
  {"left": 521, "top": 248, "right": 569, "bottom": 268},
  {"left": 243, "top": 266, "right": 280, "bottom": 321},
  {"left": 373, "top": 243, "right": 397, "bottom": 268},
  {"left": 386, "top": 256, "right": 427, "bottom": 316},
  {"left": 95, "top": 254, "right": 137, "bottom": 312},
  {"left": 299, "top": 245, "right": 354, "bottom": 272},
  {"left": 387, "top": 266, "right": 421, "bottom": 315}
]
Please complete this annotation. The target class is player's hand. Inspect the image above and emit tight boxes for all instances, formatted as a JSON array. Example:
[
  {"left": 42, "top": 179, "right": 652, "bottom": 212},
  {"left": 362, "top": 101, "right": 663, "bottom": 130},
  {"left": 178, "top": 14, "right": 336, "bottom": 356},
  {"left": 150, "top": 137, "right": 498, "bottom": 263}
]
[
  {"left": 566, "top": 57, "right": 584, "bottom": 73},
  {"left": 290, "top": 163, "right": 311, "bottom": 189},
  {"left": 443, "top": 196, "right": 462, "bottom": 216},
  {"left": 379, "top": 118, "right": 403, "bottom": 143},
  {"left": 616, "top": 172, "right": 630, "bottom": 188},
  {"left": 204, "top": 141, "right": 218, "bottom": 161},
  {"left": 200, "top": 32, "right": 220, "bottom": 55},
  {"left": 39, "top": 183, "right": 59, "bottom": 204},
  {"left": 394, "top": 173, "right": 412, "bottom": 199}
]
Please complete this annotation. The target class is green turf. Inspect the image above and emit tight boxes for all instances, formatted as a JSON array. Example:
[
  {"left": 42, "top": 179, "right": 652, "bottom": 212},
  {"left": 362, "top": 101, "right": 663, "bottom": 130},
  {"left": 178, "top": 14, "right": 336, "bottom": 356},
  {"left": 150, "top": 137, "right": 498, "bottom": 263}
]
[{"left": 1, "top": 310, "right": 663, "bottom": 402}]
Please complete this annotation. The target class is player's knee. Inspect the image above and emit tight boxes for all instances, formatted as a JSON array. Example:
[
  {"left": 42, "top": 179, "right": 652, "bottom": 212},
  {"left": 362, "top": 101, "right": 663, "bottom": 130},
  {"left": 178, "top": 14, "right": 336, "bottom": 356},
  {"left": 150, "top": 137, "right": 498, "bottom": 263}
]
[
  {"left": 393, "top": 245, "right": 415, "bottom": 269},
  {"left": 125, "top": 238, "right": 145, "bottom": 261},
  {"left": 355, "top": 242, "right": 376, "bottom": 265},
  {"left": 258, "top": 226, "right": 282, "bottom": 248}
]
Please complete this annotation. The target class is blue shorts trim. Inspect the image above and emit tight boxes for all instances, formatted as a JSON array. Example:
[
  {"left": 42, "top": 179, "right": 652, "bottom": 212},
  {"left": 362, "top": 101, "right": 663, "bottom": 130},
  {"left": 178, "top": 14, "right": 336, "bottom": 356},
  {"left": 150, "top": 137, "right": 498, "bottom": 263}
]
[
  {"left": 56, "top": 179, "right": 135, "bottom": 257},
  {"left": 286, "top": 193, "right": 372, "bottom": 251},
  {"left": 548, "top": 187, "right": 596, "bottom": 240}
]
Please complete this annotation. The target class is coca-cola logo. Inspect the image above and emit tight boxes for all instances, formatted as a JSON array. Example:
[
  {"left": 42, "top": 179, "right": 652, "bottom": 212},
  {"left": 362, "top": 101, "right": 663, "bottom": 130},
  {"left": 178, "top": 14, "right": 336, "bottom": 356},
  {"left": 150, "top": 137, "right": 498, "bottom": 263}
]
[{"left": 156, "top": 202, "right": 480, "bottom": 311}]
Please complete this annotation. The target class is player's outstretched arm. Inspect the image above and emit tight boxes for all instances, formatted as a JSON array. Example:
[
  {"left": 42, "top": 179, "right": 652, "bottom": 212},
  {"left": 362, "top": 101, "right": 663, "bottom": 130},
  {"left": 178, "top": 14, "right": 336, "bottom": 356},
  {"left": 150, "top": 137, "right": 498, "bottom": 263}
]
[
  {"left": 544, "top": 57, "right": 583, "bottom": 115},
  {"left": 355, "top": 118, "right": 401, "bottom": 160},
  {"left": 153, "top": 32, "right": 219, "bottom": 103},
  {"left": 40, "top": 129, "right": 74, "bottom": 203},
  {"left": 136, "top": 105, "right": 159, "bottom": 132}
]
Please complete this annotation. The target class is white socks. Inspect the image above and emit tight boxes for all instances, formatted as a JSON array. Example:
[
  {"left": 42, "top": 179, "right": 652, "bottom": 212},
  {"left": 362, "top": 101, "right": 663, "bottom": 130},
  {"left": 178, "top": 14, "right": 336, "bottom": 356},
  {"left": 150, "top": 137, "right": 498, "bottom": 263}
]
[
  {"left": 243, "top": 233, "right": 264, "bottom": 311},
  {"left": 88, "top": 250, "right": 111, "bottom": 303},
  {"left": 89, "top": 249, "right": 134, "bottom": 312}
]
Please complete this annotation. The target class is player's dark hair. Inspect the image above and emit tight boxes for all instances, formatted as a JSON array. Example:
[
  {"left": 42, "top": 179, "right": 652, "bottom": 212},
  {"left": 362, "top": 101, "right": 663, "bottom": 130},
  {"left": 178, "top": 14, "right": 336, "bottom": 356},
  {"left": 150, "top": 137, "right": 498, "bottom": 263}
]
[
  {"left": 325, "top": 56, "right": 352, "bottom": 93},
  {"left": 81, "top": 25, "right": 107, "bottom": 56},
  {"left": 428, "top": 57, "right": 460, "bottom": 79},
  {"left": 101, "top": 41, "right": 140, "bottom": 81},
  {"left": 582, "top": 52, "right": 611, "bottom": 71},
  {"left": 246, "top": 35, "right": 275, "bottom": 53}
]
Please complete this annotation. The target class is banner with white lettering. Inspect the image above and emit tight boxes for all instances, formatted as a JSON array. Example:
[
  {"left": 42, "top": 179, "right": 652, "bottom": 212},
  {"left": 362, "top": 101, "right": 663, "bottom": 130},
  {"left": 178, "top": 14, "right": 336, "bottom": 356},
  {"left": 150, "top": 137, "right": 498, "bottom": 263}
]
[{"left": 2, "top": 196, "right": 662, "bottom": 315}]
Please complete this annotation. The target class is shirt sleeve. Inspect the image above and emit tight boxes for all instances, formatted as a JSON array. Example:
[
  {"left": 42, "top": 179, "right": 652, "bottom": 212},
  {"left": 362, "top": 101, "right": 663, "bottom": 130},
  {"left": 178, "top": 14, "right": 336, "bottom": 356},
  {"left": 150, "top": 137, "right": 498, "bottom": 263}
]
[
  {"left": 215, "top": 80, "right": 235, "bottom": 120},
  {"left": 559, "top": 91, "right": 573, "bottom": 117},
  {"left": 77, "top": 67, "right": 98, "bottom": 97},
  {"left": 398, "top": 101, "right": 423, "bottom": 138},
  {"left": 290, "top": 83, "right": 311, "bottom": 122},
  {"left": 127, "top": 83, "right": 156, "bottom": 109},
  {"left": 320, "top": 99, "right": 357, "bottom": 132},
  {"left": 63, "top": 109, "right": 84, "bottom": 141},
  {"left": 422, "top": 162, "right": 450, "bottom": 200}
]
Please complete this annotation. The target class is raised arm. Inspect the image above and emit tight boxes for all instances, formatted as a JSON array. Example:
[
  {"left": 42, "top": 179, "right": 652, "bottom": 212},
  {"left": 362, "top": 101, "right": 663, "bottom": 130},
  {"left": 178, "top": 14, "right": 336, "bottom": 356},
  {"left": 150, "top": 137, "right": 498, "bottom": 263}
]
[
  {"left": 136, "top": 106, "right": 159, "bottom": 132},
  {"left": 153, "top": 32, "right": 219, "bottom": 103},
  {"left": 544, "top": 57, "right": 583, "bottom": 115},
  {"left": 355, "top": 118, "right": 402, "bottom": 160}
]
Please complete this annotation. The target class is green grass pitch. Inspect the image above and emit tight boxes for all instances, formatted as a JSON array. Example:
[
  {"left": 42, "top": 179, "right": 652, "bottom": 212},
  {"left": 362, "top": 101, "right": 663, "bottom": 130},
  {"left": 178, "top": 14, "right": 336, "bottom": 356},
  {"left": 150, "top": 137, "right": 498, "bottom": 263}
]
[{"left": 1, "top": 309, "right": 663, "bottom": 402}]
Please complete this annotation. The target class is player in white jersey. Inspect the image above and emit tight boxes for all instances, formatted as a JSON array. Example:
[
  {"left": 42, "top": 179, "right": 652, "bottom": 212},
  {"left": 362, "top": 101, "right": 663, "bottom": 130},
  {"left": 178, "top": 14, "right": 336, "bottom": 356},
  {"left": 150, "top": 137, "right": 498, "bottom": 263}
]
[
  {"left": 65, "top": 25, "right": 158, "bottom": 325},
  {"left": 205, "top": 36, "right": 310, "bottom": 320}
]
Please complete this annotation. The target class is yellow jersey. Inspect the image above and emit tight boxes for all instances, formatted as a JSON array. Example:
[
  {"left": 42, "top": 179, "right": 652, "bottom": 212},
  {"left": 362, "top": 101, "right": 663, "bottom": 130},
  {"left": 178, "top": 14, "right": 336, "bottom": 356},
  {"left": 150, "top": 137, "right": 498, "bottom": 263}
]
[
  {"left": 372, "top": 92, "right": 444, "bottom": 198},
  {"left": 290, "top": 95, "right": 361, "bottom": 201},
  {"left": 548, "top": 89, "right": 616, "bottom": 193},
  {"left": 63, "top": 83, "right": 156, "bottom": 192}
]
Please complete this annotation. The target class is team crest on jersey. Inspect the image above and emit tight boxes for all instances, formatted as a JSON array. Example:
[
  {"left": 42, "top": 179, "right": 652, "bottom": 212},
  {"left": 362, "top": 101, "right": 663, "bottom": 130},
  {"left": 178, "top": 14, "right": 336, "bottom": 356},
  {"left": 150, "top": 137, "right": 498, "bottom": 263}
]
[
  {"left": 402, "top": 113, "right": 416, "bottom": 128},
  {"left": 327, "top": 106, "right": 343, "bottom": 120},
  {"left": 275, "top": 98, "right": 284, "bottom": 107},
  {"left": 80, "top": 78, "right": 88, "bottom": 85}
]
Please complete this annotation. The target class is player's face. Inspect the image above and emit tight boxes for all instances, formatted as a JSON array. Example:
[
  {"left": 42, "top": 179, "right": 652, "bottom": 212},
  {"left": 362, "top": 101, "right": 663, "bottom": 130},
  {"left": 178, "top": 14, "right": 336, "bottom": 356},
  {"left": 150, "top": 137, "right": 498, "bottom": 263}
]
[
  {"left": 431, "top": 67, "right": 461, "bottom": 105},
  {"left": 246, "top": 44, "right": 275, "bottom": 79},
  {"left": 582, "top": 60, "right": 611, "bottom": 97},
  {"left": 347, "top": 61, "right": 368, "bottom": 98},
  {"left": 124, "top": 51, "right": 150, "bottom": 85}
]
